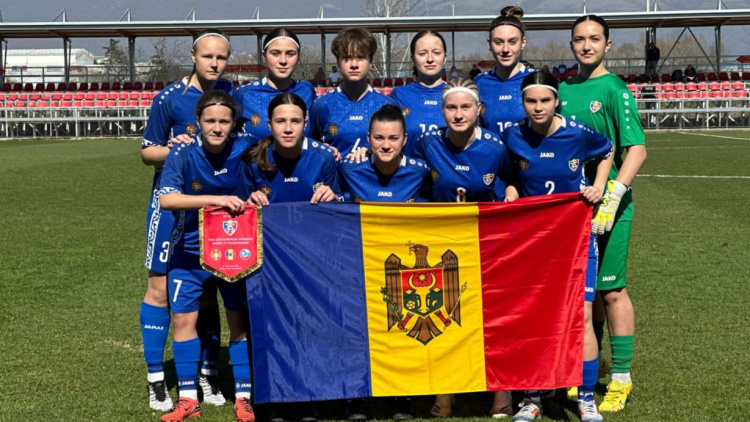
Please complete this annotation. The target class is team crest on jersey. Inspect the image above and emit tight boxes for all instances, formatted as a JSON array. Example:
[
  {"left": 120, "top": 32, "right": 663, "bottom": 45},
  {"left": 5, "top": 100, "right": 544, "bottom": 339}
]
[
  {"left": 312, "top": 182, "right": 323, "bottom": 192},
  {"left": 210, "top": 249, "right": 222, "bottom": 261},
  {"left": 260, "top": 185, "right": 272, "bottom": 196},
  {"left": 223, "top": 220, "right": 238, "bottom": 236},
  {"left": 431, "top": 169, "right": 440, "bottom": 182},
  {"left": 382, "top": 242, "right": 467, "bottom": 345},
  {"left": 328, "top": 123, "right": 339, "bottom": 137},
  {"left": 402, "top": 107, "right": 410, "bottom": 118},
  {"left": 519, "top": 159, "right": 530, "bottom": 172},
  {"left": 191, "top": 180, "right": 203, "bottom": 193},
  {"left": 590, "top": 101, "right": 602, "bottom": 113},
  {"left": 250, "top": 114, "right": 262, "bottom": 127},
  {"left": 569, "top": 159, "right": 580, "bottom": 171},
  {"left": 185, "top": 124, "right": 197, "bottom": 136},
  {"left": 483, "top": 173, "right": 495, "bottom": 186}
]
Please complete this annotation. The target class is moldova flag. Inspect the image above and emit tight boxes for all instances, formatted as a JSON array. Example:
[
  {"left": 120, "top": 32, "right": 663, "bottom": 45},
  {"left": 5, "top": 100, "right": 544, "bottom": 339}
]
[{"left": 245, "top": 193, "right": 589, "bottom": 403}]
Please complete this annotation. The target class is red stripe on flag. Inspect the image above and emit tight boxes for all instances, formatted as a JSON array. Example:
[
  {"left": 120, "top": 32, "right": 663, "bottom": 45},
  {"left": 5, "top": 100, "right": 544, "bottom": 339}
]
[{"left": 479, "top": 193, "right": 590, "bottom": 390}]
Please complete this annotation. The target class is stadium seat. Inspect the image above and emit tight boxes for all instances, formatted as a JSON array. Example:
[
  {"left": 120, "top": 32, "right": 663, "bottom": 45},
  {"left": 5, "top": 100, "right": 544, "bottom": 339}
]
[
  {"left": 123, "top": 82, "right": 133, "bottom": 91},
  {"left": 665, "top": 92, "right": 676, "bottom": 101},
  {"left": 688, "top": 91, "right": 701, "bottom": 99},
  {"left": 96, "top": 92, "right": 107, "bottom": 100},
  {"left": 68, "top": 82, "right": 78, "bottom": 91},
  {"left": 41, "top": 92, "right": 51, "bottom": 100},
  {"left": 697, "top": 81, "right": 707, "bottom": 91},
  {"left": 1, "top": 83, "right": 11, "bottom": 91},
  {"left": 61, "top": 100, "right": 72, "bottom": 108},
  {"left": 12, "top": 83, "right": 22, "bottom": 91},
  {"left": 406, "top": 77, "right": 414, "bottom": 84},
  {"left": 7, "top": 92, "right": 19, "bottom": 101},
  {"left": 718, "top": 72, "right": 729, "bottom": 81},
  {"left": 100, "top": 82, "right": 111, "bottom": 91},
  {"left": 661, "top": 82, "right": 674, "bottom": 92},
  {"left": 96, "top": 100, "right": 106, "bottom": 108},
  {"left": 731, "top": 81, "right": 744, "bottom": 90},
  {"left": 155, "top": 81, "right": 165, "bottom": 90},
  {"left": 708, "top": 81, "right": 720, "bottom": 91},
  {"left": 127, "top": 100, "right": 138, "bottom": 107},
  {"left": 90, "top": 82, "right": 100, "bottom": 91},
  {"left": 139, "top": 99, "right": 153, "bottom": 107},
  {"left": 394, "top": 78, "right": 404, "bottom": 86},
  {"left": 15, "top": 101, "right": 26, "bottom": 108},
  {"left": 51, "top": 92, "right": 63, "bottom": 100},
  {"left": 106, "top": 92, "right": 118, "bottom": 100},
  {"left": 710, "top": 90, "right": 724, "bottom": 98},
  {"left": 118, "top": 92, "right": 129, "bottom": 100},
  {"left": 83, "top": 100, "right": 95, "bottom": 107},
  {"left": 56, "top": 83, "right": 67, "bottom": 91},
  {"left": 707, "top": 72, "right": 717, "bottom": 81},
  {"left": 233, "top": 81, "right": 240, "bottom": 88},
  {"left": 673, "top": 82, "right": 684, "bottom": 91},
  {"left": 18, "top": 92, "right": 29, "bottom": 100},
  {"left": 660, "top": 74, "right": 670, "bottom": 83},
  {"left": 34, "top": 83, "right": 44, "bottom": 91},
  {"left": 627, "top": 83, "right": 638, "bottom": 93},
  {"left": 23, "top": 83, "right": 33, "bottom": 91},
  {"left": 730, "top": 72, "right": 741, "bottom": 81},
  {"left": 79, "top": 82, "right": 89, "bottom": 91},
  {"left": 685, "top": 82, "right": 697, "bottom": 91},
  {"left": 74, "top": 100, "right": 83, "bottom": 107},
  {"left": 106, "top": 100, "right": 117, "bottom": 108},
  {"left": 74, "top": 92, "right": 85, "bottom": 101},
  {"left": 30, "top": 93, "right": 41, "bottom": 101},
  {"left": 0, "top": 93, "right": 5, "bottom": 101},
  {"left": 743, "top": 73, "right": 750, "bottom": 81},
  {"left": 140, "top": 91, "right": 153, "bottom": 100},
  {"left": 62, "top": 92, "right": 74, "bottom": 100},
  {"left": 383, "top": 78, "right": 393, "bottom": 87},
  {"left": 372, "top": 78, "right": 382, "bottom": 88},
  {"left": 719, "top": 81, "right": 730, "bottom": 91},
  {"left": 129, "top": 92, "right": 140, "bottom": 100},
  {"left": 697, "top": 73, "right": 706, "bottom": 81},
  {"left": 50, "top": 100, "right": 60, "bottom": 108},
  {"left": 85, "top": 92, "right": 96, "bottom": 100},
  {"left": 656, "top": 92, "right": 665, "bottom": 100},
  {"left": 626, "top": 74, "right": 636, "bottom": 83},
  {"left": 37, "top": 100, "right": 49, "bottom": 108},
  {"left": 144, "top": 81, "right": 154, "bottom": 90},
  {"left": 112, "top": 82, "right": 121, "bottom": 91},
  {"left": 45, "top": 83, "right": 56, "bottom": 91},
  {"left": 132, "top": 81, "right": 143, "bottom": 91},
  {"left": 117, "top": 100, "right": 128, "bottom": 107},
  {"left": 735, "top": 90, "right": 748, "bottom": 98}
]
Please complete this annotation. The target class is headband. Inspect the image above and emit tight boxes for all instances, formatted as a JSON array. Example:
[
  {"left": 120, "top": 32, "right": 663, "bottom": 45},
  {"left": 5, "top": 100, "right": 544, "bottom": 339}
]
[
  {"left": 193, "top": 33, "right": 230, "bottom": 47},
  {"left": 263, "top": 36, "right": 300, "bottom": 51},
  {"left": 198, "top": 102, "right": 235, "bottom": 115},
  {"left": 521, "top": 84, "right": 558, "bottom": 94},
  {"left": 442, "top": 87, "right": 480, "bottom": 103}
]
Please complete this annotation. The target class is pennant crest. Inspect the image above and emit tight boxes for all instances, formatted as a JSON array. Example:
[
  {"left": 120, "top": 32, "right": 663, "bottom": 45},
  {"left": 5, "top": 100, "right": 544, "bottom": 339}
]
[
  {"left": 569, "top": 159, "right": 580, "bottom": 172},
  {"left": 223, "top": 220, "right": 238, "bottom": 236},
  {"left": 381, "top": 243, "right": 467, "bottom": 345}
]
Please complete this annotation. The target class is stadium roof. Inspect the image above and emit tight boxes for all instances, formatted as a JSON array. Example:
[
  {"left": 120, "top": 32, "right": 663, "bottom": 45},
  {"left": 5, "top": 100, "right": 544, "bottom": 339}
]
[{"left": 1, "top": 9, "right": 750, "bottom": 39}]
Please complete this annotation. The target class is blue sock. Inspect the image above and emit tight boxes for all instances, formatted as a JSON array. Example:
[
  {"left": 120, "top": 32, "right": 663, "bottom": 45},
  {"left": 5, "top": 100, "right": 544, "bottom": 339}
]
[
  {"left": 198, "top": 306, "right": 221, "bottom": 376},
  {"left": 140, "top": 302, "right": 170, "bottom": 375},
  {"left": 579, "top": 356, "right": 599, "bottom": 400},
  {"left": 229, "top": 339, "right": 252, "bottom": 399},
  {"left": 174, "top": 337, "right": 201, "bottom": 399}
]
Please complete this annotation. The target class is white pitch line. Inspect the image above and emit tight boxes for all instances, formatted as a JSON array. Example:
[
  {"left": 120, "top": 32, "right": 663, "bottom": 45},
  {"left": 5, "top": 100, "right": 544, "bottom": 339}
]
[
  {"left": 640, "top": 174, "right": 750, "bottom": 179},
  {"left": 674, "top": 131, "right": 750, "bottom": 141},
  {"left": 648, "top": 145, "right": 750, "bottom": 150}
]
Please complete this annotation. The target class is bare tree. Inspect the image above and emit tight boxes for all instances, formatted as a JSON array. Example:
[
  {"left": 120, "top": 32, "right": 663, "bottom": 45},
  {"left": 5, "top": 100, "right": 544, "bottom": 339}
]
[
  {"left": 102, "top": 39, "right": 129, "bottom": 82},
  {"left": 148, "top": 37, "right": 190, "bottom": 82},
  {"left": 361, "top": 0, "right": 416, "bottom": 78}
]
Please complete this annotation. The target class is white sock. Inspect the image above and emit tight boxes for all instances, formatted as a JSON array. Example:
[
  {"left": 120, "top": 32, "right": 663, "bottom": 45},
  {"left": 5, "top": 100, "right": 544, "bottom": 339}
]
[
  {"left": 147, "top": 371, "right": 165, "bottom": 383},
  {"left": 612, "top": 372, "right": 631, "bottom": 383},
  {"left": 181, "top": 390, "right": 198, "bottom": 400},
  {"left": 201, "top": 368, "right": 218, "bottom": 376},
  {"left": 236, "top": 392, "right": 251, "bottom": 399}
]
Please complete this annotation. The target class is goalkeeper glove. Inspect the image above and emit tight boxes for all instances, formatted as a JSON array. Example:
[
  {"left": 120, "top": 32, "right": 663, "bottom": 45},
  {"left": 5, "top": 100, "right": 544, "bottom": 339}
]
[{"left": 592, "top": 180, "right": 629, "bottom": 235}]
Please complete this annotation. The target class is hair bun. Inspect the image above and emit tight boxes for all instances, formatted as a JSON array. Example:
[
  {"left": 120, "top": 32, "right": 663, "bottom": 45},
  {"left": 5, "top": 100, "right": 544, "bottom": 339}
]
[{"left": 500, "top": 6, "right": 524, "bottom": 19}]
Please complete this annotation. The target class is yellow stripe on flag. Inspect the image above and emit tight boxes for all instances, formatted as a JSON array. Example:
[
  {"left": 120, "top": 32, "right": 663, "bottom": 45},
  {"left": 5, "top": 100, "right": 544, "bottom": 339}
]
[{"left": 360, "top": 203, "right": 486, "bottom": 396}]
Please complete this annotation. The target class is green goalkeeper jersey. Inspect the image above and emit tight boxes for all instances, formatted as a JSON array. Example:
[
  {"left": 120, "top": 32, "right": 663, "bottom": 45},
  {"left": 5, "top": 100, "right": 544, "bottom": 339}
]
[{"left": 559, "top": 73, "right": 645, "bottom": 221}]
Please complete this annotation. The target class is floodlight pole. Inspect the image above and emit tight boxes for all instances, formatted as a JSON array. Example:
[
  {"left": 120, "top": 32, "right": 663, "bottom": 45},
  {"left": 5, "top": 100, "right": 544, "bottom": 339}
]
[
  {"left": 129, "top": 36, "right": 136, "bottom": 84},
  {"left": 715, "top": 25, "right": 721, "bottom": 73},
  {"left": 63, "top": 37, "right": 70, "bottom": 85},
  {"left": 0, "top": 37, "right": 4, "bottom": 86},
  {"left": 386, "top": 30, "right": 392, "bottom": 79}
]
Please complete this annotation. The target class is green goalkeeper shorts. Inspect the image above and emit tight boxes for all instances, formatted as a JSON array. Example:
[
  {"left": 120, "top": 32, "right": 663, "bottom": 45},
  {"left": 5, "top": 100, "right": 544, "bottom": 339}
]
[{"left": 596, "top": 218, "right": 631, "bottom": 291}]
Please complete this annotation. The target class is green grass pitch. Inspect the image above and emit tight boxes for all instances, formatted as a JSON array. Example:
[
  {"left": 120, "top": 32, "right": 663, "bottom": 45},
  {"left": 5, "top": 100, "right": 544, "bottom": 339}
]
[{"left": 0, "top": 131, "right": 748, "bottom": 421}]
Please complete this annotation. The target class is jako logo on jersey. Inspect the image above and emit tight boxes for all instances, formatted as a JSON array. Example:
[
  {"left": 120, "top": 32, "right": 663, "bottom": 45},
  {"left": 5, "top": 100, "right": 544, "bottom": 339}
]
[
  {"left": 378, "top": 191, "right": 393, "bottom": 197},
  {"left": 454, "top": 165, "right": 470, "bottom": 171},
  {"left": 590, "top": 101, "right": 602, "bottom": 113},
  {"left": 214, "top": 168, "right": 228, "bottom": 176},
  {"left": 602, "top": 275, "right": 617, "bottom": 282},
  {"left": 569, "top": 159, "right": 580, "bottom": 171},
  {"left": 497, "top": 95, "right": 512, "bottom": 100},
  {"left": 144, "top": 325, "right": 165, "bottom": 330},
  {"left": 284, "top": 177, "right": 299, "bottom": 182},
  {"left": 540, "top": 152, "right": 555, "bottom": 158},
  {"left": 424, "top": 100, "right": 438, "bottom": 105},
  {"left": 349, "top": 115, "right": 364, "bottom": 121}
]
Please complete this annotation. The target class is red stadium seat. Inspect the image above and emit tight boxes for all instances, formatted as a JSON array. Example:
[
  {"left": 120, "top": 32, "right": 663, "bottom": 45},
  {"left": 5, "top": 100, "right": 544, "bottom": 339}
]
[
  {"left": 85, "top": 92, "right": 96, "bottom": 100},
  {"left": 90, "top": 82, "right": 100, "bottom": 91},
  {"left": 50, "top": 100, "right": 60, "bottom": 108},
  {"left": 74, "top": 92, "right": 85, "bottom": 101},
  {"left": 34, "top": 83, "right": 44, "bottom": 91},
  {"left": 62, "top": 92, "right": 73, "bottom": 100},
  {"left": 61, "top": 100, "right": 72, "bottom": 108},
  {"left": 625, "top": 74, "right": 636, "bottom": 83},
  {"left": 140, "top": 91, "right": 153, "bottom": 100},
  {"left": 708, "top": 81, "right": 720, "bottom": 90},
  {"left": 383, "top": 78, "right": 393, "bottom": 87},
  {"left": 144, "top": 81, "right": 154, "bottom": 90},
  {"left": 661, "top": 82, "right": 674, "bottom": 92},
  {"left": 123, "top": 82, "right": 133, "bottom": 91},
  {"left": 36, "top": 100, "right": 49, "bottom": 108},
  {"left": 710, "top": 90, "right": 724, "bottom": 98},
  {"left": 112, "top": 82, "right": 122, "bottom": 91},
  {"left": 23, "top": 83, "right": 33, "bottom": 91},
  {"left": 665, "top": 92, "right": 676, "bottom": 101},
  {"left": 697, "top": 81, "right": 707, "bottom": 91},
  {"left": 731, "top": 81, "right": 744, "bottom": 90},
  {"left": 41, "top": 92, "right": 51, "bottom": 100},
  {"left": 707, "top": 72, "right": 717, "bottom": 81},
  {"left": 18, "top": 92, "right": 29, "bottom": 100},
  {"left": 106, "top": 100, "right": 117, "bottom": 108},
  {"left": 12, "top": 83, "right": 23, "bottom": 91},
  {"left": 718, "top": 72, "right": 729, "bottom": 81},
  {"left": 68, "top": 82, "right": 78, "bottom": 91},
  {"left": 74, "top": 100, "right": 83, "bottom": 107},
  {"left": 134, "top": 81, "right": 144, "bottom": 91},
  {"left": 83, "top": 100, "right": 94, "bottom": 107},
  {"left": 7, "top": 92, "right": 19, "bottom": 101},
  {"left": 0, "top": 93, "right": 5, "bottom": 101},
  {"left": 656, "top": 92, "right": 665, "bottom": 100},
  {"left": 119, "top": 92, "right": 129, "bottom": 100},
  {"left": 720, "top": 81, "right": 731, "bottom": 91},
  {"left": 100, "top": 82, "right": 111, "bottom": 91},
  {"left": 2, "top": 83, "right": 11, "bottom": 91},
  {"left": 139, "top": 99, "right": 153, "bottom": 107},
  {"left": 743, "top": 73, "right": 750, "bottom": 81},
  {"left": 129, "top": 91, "right": 140, "bottom": 100},
  {"left": 155, "top": 81, "right": 165, "bottom": 90},
  {"left": 15, "top": 101, "right": 26, "bottom": 108},
  {"left": 627, "top": 83, "right": 639, "bottom": 93},
  {"left": 107, "top": 92, "right": 118, "bottom": 100},
  {"left": 734, "top": 90, "right": 748, "bottom": 98},
  {"left": 127, "top": 100, "right": 138, "bottom": 107},
  {"left": 80, "top": 82, "right": 90, "bottom": 91},
  {"left": 96, "top": 91, "right": 107, "bottom": 100},
  {"left": 685, "top": 82, "right": 697, "bottom": 91},
  {"left": 372, "top": 78, "right": 382, "bottom": 88},
  {"left": 56, "top": 83, "right": 67, "bottom": 91},
  {"left": 673, "top": 82, "right": 684, "bottom": 91},
  {"left": 117, "top": 100, "right": 129, "bottom": 107},
  {"left": 45, "top": 83, "right": 56, "bottom": 91},
  {"left": 660, "top": 74, "right": 670, "bottom": 83},
  {"left": 406, "top": 77, "right": 414, "bottom": 84},
  {"left": 730, "top": 72, "right": 741, "bottom": 81},
  {"left": 688, "top": 91, "right": 700, "bottom": 99},
  {"left": 394, "top": 78, "right": 404, "bottom": 86},
  {"left": 96, "top": 100, "right": 106, "bottom": 108},
  {"left": 697, "top": 73, "right": 706, "bottom": 82}
]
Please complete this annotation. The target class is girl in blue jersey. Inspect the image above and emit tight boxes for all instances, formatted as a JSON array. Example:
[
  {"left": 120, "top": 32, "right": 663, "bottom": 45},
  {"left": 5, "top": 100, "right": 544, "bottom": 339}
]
[
  {"left": 389, "top": 30, "right": 447, "bottom": 157},
  {"left": 502, "top": 71, "right": 613, "bottom": 422},
  {"left": 339, "top": 104, "right": 431, "bottom": 203},
  {"left": 139, "top": 28, "right": 233, "bottom": 411},
  {"left": 239, "top": 92, "right": 341, "bottom": 206},
  {"left": 310, "top": 27, "right": 397, "bottom": 155},
  {"left": 233, "top": 28, "right": 317, "bottom": 140},
  {"left": 411, "top": 77, "right": 511, "bottom": 204},
  {"left": 157, "top": 91, "right": 255, "bottom": 422},
  {"left": 475, "top": 6, "right": 533, "bottom": 136}
]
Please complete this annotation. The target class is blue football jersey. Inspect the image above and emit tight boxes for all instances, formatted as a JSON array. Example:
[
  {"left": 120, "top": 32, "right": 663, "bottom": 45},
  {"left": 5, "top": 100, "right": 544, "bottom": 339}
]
[
  {"left": 309, "top": 86, "right": 397, "bottom": 155},
  {"left": 475, "top": 65, "right": 532, "bottom": 136},
  {"left": 236, "top": 138, "right": 342, "bottom": 203},
  {"left": 142, "top": 77, "right": 234, "bottom": 189},
  {"left": 389, "top": 82, "right": 446, "bottom": 157},
  {"left": 157, "top": 134, "right": 253, "bottom": 255},
  {"left": 338, "top": 155, "right": 432, "bottom": 202},
  {"left": 502, "top": 116, "right": 613, "bottom": 197},
  {"left": 233, "top": 77, "right": 317, "bottom": 140},
  {"left": 412, "top": 127, "right": 511, "bottom": 202}
]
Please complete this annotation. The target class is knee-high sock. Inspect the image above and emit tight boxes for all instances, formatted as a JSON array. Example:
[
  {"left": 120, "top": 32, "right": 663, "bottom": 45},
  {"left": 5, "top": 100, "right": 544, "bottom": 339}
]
[
  {"left": 611, "top": 335, "right": 634, "bottom": 374},
  {"left": 229, "top": 339, "right": 252, "bottom": 399},
  {"left": 579, "top": 356, "right": 599, "bottom": 398},
  {"left": 174, "top": 337, "right": 201, "bottom": 399},
  {"left": 140, "top": 302, "right": 170, "bottom": 377}
]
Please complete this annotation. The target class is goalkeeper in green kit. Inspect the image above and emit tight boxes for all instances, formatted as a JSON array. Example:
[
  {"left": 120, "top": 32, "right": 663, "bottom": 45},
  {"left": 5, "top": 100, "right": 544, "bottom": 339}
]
[{"left": 559, "top": 14, "right": 648, "bottom": 413}]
